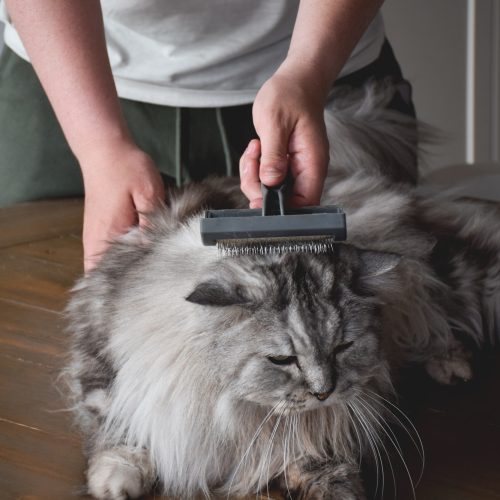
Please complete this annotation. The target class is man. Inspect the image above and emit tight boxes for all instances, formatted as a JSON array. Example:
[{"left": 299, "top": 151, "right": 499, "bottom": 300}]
[{"left": 0, "top": 1, "right": 413, "bottom": 271}]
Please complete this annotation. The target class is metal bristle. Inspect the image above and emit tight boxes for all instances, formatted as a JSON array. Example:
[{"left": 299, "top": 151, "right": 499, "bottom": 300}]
[{"left": 217, "top": 236, "right": 336, "bottom": 257}]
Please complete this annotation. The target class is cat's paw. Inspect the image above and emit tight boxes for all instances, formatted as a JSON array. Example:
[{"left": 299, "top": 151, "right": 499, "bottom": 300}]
[
  {"left": 425, "top": 343, "right": 473, "bottom": 385},
  {"left": 87, "top": 448, "right": 153, "bottom": 500},
  {"left": 286, "top": 462, "right": 365, "bottom": 500},
  {"left": 306, "top": 483, "right": 365, "bottom": 500}
]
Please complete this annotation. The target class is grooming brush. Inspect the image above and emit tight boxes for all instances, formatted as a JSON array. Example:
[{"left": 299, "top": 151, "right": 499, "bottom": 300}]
[{"left": 200, "top": 179, "right": 346, "bottom": 256}]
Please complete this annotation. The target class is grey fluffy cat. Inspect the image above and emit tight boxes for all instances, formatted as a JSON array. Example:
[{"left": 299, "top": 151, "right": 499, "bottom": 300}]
[{"left": 64, "top": 83, "right": 500, "bottom": 499}]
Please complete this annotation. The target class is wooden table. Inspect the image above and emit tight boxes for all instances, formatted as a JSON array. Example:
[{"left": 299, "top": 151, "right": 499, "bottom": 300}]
[{"left": 0, "top": 198, "right": 499, "bottom": 500}]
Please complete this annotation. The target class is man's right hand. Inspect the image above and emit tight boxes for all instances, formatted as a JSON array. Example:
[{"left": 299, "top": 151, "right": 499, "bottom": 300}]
[{"left": 80, "top": 143, "right": 165, "bottom": 273}]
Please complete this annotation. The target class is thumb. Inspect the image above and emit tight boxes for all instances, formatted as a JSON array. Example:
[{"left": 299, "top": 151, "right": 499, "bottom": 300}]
[{"left": 258, "top": 126, "right": 289, "bottom": 186}]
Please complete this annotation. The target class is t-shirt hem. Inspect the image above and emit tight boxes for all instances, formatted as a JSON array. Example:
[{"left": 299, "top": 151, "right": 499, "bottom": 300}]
[
  {"left": 116, "top": 80, "right": 260, "bottom": 107},
  {"left": 3, "top": 19, "right": 385, "bottom": 108}
]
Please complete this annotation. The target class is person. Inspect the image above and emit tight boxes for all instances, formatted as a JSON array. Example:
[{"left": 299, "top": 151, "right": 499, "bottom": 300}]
[{"left": 0, "top": 1, "right": 415, "bottom": 272}]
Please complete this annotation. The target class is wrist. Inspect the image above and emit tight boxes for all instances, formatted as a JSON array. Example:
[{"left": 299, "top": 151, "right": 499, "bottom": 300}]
[
  {"left": 76, "top": 130, "right": 140, "bottom": 168},
  {"left": 276, "top": 57, "right": 335, "bottom": 106},
  {"left": 77, "top": 135, "right": 153, "bottom": 182},
  {"left": 69, "top": 114, "right": 135, "bottom": 161}
]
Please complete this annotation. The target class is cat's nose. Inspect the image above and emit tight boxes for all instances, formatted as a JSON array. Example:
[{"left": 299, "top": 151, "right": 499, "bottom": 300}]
[{"left": 313, "top": 389, "right": 333, "bottom": 401}]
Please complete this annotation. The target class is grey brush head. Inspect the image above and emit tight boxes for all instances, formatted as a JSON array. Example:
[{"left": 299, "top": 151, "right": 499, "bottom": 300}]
[{"left": 201, "top": 206, "right": 347, "bottom": 256}]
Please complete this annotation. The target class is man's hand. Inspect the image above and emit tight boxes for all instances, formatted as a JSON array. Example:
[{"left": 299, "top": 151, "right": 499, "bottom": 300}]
[
  {"left": 81, "top": 143, "right": 165, "bottom": 273},
  {"left": 240, "top": 67, "right": 329, "bottom": 209},
  {"left": 239, "top": 0, "right": 384, "bottom": 208}
]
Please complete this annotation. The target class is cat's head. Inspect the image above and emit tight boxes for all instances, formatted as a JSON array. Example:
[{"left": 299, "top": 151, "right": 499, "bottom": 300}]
[{"left": 185, "top": 243, "right": 400, "bottom": 413}]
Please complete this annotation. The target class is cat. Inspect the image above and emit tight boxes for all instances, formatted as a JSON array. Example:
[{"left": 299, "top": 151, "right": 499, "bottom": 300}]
[{"left": 63, "top": 82, "right": 500, "bottom": 500}]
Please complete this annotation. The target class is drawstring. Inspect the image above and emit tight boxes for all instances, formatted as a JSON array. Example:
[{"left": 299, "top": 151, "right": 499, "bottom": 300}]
[
  {"left": 175, "top": 107, "right": 233, "bottom": 185},
  {"left": 216, "top": 107, "right": 233, "bottom": 177},
  {"left": 174, "top": 107, "right": 182, "bottom": 187}
]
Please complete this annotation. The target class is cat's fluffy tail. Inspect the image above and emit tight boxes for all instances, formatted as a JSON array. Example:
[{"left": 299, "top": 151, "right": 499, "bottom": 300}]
[{"left": 324, "top": 81, "right": 435, "bottom": 184}]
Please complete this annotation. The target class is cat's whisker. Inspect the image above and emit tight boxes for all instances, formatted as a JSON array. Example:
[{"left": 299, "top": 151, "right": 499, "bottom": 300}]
[
  {"left": 365, "top": 390, "right": 423, "bottom": 454},
  {"left": 255, "top": 400, "right": 286, "bottom": 499},
  {"left": 262, "top": 402, "right": 286, "bottom": 500},
  {"left": 364, "top": 389, "right": 425, "bottom": 484},
  {"left": 296, "top": 412, "right": 304, "bottom": 463},
  {"left": 363, "top": 406, "right": 386, "bottom": 500},
  {"left": 255, "top": 402, "right": 287, "bottom": 497},
  {"left": 354, "top": 395, "right": 399, "bottom": 499},
  {"left": 349, "top": 402, "right": 378, "bottom": 493},
  {"left": 346, "top": 401, "right": 364, "bottom": 470},
  {"left": 354, "top": 391, "right": 405, "bottom": 460},
  {"left": 363, "top": 396, "right": 410, "bottom": 481},
  {"left": 337, "top": 403, "right": 350, "bottom": 461},
  {"left": 289, "top": 412, "right": 299, "bottom": 470},
  {"left": 226, "top": 401, "right": 282, "bottom": 499},
  {"left": 357, "top": 394, "right": 417, "bottom": 500},
  {"left": 282, "top": 409, "right": 293, "bottom": 499},
  {"left": 350, "top": 399, "right": 384, "bottom": 498},
  {"left": 368, "top": 411, "right": 422, "bottom": 498},
  {"left": 294, "top": 413, "right": 300, "bottom": 462},
  {"left": 296, "top": 412, "right": 306, "bottom": 465},
  {"left": 277, "top": 408, "right": 302, "bottom": 500},
  {"left": 363, "top": 394, "right": 425, "bottom": 495}
]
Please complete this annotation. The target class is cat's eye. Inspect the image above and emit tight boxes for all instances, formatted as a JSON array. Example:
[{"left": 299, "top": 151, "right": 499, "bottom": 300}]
[
  {"left": 333, "top": 341, "right": 354, "bottom": 356},
  {"left": 267, "top": 355, "right": 297, "bottom": 366}
]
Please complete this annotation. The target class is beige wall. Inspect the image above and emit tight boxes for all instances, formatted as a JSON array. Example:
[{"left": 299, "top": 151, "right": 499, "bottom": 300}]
[{"left": 383, "top": 0, "right": 500, "bottom": 170}]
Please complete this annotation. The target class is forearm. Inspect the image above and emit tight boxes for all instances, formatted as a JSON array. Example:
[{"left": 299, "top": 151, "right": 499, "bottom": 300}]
[
  {"left": 281, "top": 0, "right": 384, "bottom": 99},
  {"left": 5, "top": 0, "right": 130, "bottom": 163}
]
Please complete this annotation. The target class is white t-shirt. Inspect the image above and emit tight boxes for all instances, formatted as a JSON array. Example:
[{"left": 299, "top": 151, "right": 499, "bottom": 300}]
[{"left": 0, "top": 0, "right": 385, "bottom": 107}]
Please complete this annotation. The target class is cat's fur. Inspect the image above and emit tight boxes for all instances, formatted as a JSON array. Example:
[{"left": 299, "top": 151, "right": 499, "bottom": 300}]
[{"left": 64, "top": 83, "right": 500, "bottom": 500}]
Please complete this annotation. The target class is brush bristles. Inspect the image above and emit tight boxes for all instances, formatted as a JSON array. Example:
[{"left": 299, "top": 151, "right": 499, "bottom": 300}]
[{"left": 217, "top": 236, "right": 336, "bottom": 257}]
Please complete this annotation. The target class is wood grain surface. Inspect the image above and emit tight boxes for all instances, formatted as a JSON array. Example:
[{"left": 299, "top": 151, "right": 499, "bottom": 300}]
[{"left": 0, "top": 198, "right": 499, "bottom": 500}]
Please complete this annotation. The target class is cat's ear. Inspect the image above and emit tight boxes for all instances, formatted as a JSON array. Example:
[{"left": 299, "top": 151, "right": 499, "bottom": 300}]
[
  {"left": 185, "top": 280, "right": 248, "bottom": 307},
  {"left": 358, "top": 250, "right": 401, "bottom": 291}
]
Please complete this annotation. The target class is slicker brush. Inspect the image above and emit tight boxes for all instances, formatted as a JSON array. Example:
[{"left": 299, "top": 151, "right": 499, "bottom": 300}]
[{"left": 200, "top": 179, "right": 347, "bottom": 256}]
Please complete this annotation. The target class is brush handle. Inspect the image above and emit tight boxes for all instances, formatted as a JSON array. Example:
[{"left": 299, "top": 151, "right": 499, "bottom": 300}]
[
  {"left": 261, "top": 183, "right": 286, "bottom": 216},
  {"left": 261, "top": 172, "right": 293, "bottom": 216}
]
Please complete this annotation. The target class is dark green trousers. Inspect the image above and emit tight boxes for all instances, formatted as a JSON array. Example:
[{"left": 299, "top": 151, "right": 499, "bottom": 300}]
[{"left": 0, "top": 47, "right": 255, "bottom": 207}]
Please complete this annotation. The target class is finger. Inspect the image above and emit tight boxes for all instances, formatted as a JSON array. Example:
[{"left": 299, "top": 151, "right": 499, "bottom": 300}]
[
  {"left": 258, "top": 125, "right": 290, "bottom": 187},
  {"left": 287, "top": 170, "right": 326, "bottom": 207},
  {"left": 83, "top": 236, "right": 109, "bottom": 273},
  {"left": 288, "top": 148, "right": 328, "bottom": 206},
  {"left": 249, "top": 198, "right": 263, "bottom": 209},
  {"left": 135, "top": 178, "right": 166, "bottom": 229},
  {"left": 83, "top": 199, "right": 137, "bottom": 273},
  {"left": 83, "top": 219, "right": 119, "bottom": 274},
  {"left": 287, "top": 128, "right": 329, "bottom": 207},
  {"left": 240, "top": 139, "right": 262, "bottom": 207}
]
